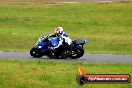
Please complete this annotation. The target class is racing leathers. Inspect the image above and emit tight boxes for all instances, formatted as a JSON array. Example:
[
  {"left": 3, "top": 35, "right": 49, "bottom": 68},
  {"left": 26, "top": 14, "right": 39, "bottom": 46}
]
[{"left": 48, "top": 32, "right": 72, "bottom": 50}]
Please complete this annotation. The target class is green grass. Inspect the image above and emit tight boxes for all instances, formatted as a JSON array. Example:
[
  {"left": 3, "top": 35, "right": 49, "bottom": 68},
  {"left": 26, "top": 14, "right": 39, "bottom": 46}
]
[
  {"left": 0, "top": 0, "right": 49, "bottom": 1},
  {"left": 0, "top": 60, "right": 131, "bottom": 88},
  {"left": 0, "top": 2, "right": 132, "bottom": 54},
  {"left": 0, "top": 0, "right": 131, "bottom": 2},
  {"left": 0, "top": 0, "right": 92, "bottom": 2}
]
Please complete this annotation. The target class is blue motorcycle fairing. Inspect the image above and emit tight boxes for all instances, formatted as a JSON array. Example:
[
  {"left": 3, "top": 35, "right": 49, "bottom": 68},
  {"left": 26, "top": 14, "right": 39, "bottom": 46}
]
[
  {"left": 37, "top": 41, "right": 50, "bottom": 51},
  {"left": 36, "top": 37, "right": 59, "bottom": 53},
  {"left": 50, "top": 38, "right": 59, "bottom": 47}
]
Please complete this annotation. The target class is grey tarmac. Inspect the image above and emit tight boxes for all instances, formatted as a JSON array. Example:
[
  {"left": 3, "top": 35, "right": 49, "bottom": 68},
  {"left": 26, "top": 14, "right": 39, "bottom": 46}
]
[{"left": 0, "top": 52, "right": 132, "bottom": 64}]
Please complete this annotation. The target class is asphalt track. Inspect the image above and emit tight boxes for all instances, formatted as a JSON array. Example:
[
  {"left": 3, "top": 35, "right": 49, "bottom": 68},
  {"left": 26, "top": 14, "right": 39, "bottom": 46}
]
[{"left": 0, "top": 52, "right": 132, "bottom": 63}]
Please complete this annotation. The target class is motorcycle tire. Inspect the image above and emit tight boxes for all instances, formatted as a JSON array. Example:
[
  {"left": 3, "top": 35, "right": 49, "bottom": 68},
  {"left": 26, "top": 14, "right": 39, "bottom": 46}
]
[
  {"left": 30, "top": 47, "right": 42, "bottom": 58},
  {"left": 70, "top": 48, "right": 84, "bottom": 59},
  {"left": 59, "top": 51, "right": 68, "bottom": 59}
]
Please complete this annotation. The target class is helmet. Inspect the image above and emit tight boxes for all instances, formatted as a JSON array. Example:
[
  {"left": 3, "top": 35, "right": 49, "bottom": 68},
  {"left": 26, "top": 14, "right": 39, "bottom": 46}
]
[{"left": 55, "top": 27, "right": 64, "bottom": 36}]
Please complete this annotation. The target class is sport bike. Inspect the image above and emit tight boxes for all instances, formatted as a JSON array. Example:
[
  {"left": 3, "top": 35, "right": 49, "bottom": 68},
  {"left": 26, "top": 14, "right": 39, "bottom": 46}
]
[{"left": 30, "top": 36, "right": 87, "bottom": 59}]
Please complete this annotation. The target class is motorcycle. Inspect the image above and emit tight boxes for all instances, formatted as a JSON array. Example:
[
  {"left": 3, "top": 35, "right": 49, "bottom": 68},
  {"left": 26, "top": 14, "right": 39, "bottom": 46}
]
[{"left": 30, "top": 36, "right": 87, "bottom": 59}]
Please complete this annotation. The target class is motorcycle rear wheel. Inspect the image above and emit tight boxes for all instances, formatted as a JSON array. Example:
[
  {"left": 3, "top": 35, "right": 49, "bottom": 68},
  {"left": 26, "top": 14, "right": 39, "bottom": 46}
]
[{"left": 70, "top": 48, "right": 84, "bottom": 59}]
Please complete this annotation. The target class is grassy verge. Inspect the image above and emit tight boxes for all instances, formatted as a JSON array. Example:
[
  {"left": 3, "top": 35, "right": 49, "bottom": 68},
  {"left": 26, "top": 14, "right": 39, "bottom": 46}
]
[
  {"left": 0, "top": 0, "right": 91, "bottom": 2},
  {"left": 0, "top": 0, "right": 131, "bottom": 2},
  {"left": 0, "top": 60, "right": 131, "bottom": 88},
  {"left": 0, "top": 2, "right": 132, "bottom": 54},
  {"left": 0, "top": 0, "right": 59, "bottom": 2}
]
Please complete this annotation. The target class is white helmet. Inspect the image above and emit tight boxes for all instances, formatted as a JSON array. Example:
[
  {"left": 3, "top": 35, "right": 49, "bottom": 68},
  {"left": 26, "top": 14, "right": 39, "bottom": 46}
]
[{"left": 55, "top": 27, "right": 64, "bottom": 36}]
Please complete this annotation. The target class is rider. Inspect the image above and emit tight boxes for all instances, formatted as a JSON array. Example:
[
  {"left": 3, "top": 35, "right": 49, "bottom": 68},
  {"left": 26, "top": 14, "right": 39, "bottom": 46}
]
[{"left": 47, "top": 27, "right": 72, "bottom": 56}]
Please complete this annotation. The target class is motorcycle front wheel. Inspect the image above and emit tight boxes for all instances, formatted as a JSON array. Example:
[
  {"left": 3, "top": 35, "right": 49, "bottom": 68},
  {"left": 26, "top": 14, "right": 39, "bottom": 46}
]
[{"left": 30, "top": 47, "right": 42, "bottom": 58}]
